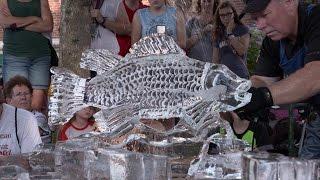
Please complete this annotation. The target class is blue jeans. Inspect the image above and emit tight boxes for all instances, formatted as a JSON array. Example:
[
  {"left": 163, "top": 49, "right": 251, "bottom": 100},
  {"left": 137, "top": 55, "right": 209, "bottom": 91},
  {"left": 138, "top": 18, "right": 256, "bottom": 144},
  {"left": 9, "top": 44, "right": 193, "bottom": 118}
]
[
  {"left": 299, "top": 112, "right": 320, "bottom": 159},
  {"left": 3, "top": 54, "right": 51, "bottom": 89}
]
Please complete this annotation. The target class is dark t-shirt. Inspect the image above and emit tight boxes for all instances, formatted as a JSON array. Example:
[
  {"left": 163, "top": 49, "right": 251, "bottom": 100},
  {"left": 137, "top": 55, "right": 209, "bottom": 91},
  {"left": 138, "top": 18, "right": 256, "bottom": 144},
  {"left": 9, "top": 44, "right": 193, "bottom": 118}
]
[
  {"left": 231, "top": 121, "right": 271, "bottom": 147},
  {"left": 215, "top": 24, "right": 250, "bottom": 79},
  {"left": 3, "top": 0, "right": 50, "bottom": 58},
  {"left": 254, "top": 4, "right": 320, "bottom": 77}
]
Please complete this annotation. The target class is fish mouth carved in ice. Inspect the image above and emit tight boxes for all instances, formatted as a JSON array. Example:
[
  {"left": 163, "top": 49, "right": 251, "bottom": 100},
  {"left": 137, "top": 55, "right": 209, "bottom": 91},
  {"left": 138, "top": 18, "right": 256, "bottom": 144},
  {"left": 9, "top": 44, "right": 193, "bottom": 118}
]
[{"left": 49, "top": 34, "right": 251, "bottom": 134}]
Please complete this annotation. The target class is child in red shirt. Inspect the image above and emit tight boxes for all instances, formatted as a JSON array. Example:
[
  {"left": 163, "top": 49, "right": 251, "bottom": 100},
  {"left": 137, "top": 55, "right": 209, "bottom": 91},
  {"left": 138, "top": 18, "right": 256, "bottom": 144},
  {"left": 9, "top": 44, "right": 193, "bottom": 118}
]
[{"left": 58, "top": 106, "right": 99, "bottom": 141}]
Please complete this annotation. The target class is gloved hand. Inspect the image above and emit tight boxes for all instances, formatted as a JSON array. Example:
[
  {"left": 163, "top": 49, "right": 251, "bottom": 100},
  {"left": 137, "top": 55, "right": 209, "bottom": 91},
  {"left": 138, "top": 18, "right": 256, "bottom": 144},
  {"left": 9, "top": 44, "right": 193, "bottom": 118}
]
[{"left": 235, "top": 87, "right": 274, "bottom": 120}]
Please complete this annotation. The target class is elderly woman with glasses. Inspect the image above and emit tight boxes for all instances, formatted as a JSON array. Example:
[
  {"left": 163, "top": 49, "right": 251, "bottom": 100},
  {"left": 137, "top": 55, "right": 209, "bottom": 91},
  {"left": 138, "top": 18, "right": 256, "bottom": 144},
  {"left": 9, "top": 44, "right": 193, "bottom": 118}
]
[
  {"left": 212, "top": 1, "right": 250, "bottom": 79},
  {"left": 4, "top": 75, "right": 51, "bottom": 144}
]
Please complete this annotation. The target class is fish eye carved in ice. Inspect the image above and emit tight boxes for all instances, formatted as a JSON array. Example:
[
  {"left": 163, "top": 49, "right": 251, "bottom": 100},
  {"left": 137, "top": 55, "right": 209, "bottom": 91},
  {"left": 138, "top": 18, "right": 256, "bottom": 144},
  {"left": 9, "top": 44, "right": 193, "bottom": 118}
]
[{"left": 49, "top": 34, "right": 251, "bottom": 134}]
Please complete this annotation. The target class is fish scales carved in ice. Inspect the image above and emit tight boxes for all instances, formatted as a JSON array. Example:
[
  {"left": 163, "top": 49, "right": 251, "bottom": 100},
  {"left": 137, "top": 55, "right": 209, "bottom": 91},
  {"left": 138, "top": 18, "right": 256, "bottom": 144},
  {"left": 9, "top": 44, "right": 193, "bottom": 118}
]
[
  {"left": 86, "top": 60, "right": 204, "bottom": 107},
  {"left": 49, "top": 34, "right": 251, "bottom": 132}
]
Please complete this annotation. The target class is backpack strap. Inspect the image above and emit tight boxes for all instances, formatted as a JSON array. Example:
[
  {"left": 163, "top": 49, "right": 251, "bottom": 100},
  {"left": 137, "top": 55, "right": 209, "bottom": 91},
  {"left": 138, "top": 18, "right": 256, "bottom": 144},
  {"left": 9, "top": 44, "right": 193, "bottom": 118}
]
[{"left": 15, "top": 107, "right": 21, "bottom": 150}]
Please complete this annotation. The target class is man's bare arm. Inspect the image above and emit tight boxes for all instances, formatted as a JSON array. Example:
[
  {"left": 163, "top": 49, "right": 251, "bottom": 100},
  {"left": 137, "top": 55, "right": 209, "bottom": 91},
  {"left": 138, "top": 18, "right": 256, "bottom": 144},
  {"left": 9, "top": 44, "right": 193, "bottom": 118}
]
[
  {"left": 268, "top": 61, "right": 320, "bottom": 105},
  {"left": 176, "top": 9, "right": 186, "bottom": 50},
  {"left": 212, "top": 46, "right": 220, "bottom": 64},
  {"left": 131, "top": 12, "right": 142, "bottom": 45},
  {"left": 102, "top": 2, "right": 131, "bottom": 35},
  {"left": 250, "top": 75, "right": 280, "bottom": 88}
]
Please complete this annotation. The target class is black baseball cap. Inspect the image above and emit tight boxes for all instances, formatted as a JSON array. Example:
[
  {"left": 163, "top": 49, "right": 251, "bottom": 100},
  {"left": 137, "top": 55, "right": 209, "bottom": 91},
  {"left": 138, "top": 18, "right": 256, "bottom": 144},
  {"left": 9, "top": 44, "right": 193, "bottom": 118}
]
[{"left": 244, "top": 0, "right": 271, "bottom": 13}]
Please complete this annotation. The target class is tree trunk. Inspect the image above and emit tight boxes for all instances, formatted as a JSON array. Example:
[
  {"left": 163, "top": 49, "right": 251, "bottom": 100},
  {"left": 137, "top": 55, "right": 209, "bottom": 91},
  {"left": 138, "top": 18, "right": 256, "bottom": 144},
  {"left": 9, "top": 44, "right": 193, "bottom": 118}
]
[
  {"left": 60, "top": 0, "right": 92, "bottom": 77},
  {"left": 191, "top": 0, "right": 198, "bottom": 13}
]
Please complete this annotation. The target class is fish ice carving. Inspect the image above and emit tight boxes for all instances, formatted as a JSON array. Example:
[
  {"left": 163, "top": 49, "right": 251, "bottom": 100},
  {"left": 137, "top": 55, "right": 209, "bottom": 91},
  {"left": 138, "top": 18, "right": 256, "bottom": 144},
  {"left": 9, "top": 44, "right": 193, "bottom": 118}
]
[{"left": 49, "top": 34, "right": 251, "bottom": 133}]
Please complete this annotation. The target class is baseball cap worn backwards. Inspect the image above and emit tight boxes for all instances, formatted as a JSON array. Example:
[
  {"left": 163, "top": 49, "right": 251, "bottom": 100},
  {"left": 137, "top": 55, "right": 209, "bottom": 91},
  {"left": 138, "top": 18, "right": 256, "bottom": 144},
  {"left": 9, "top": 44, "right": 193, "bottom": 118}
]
[{"left": 244, "top": 0, "right": 271, "bottom": 13}]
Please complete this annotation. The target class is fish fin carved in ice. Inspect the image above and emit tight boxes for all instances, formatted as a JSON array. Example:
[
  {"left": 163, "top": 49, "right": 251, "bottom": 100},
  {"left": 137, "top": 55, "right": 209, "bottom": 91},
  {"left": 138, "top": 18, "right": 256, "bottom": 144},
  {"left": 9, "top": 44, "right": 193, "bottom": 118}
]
[
  {"left": 80, "top": 49, "right": 122, "bottom": 75},
  {"left": 182, "top": 97, "right": 216, "bottom": 130},
  {"left": 128, "top": 33, "right": 186, "bottom": 59},
  {"left": 80, "top": 34, "right": 185, "bottom": 76},
  {"left": 98, "top": 105, "right": 140, "bottom": 135}
]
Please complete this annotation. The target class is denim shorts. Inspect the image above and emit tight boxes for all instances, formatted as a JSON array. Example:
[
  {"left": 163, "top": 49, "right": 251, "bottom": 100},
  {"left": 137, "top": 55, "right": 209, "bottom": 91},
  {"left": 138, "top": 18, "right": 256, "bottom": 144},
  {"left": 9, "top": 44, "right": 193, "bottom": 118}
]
[{"left": 3, "top": 54, "right": 51, "bottom": 89}]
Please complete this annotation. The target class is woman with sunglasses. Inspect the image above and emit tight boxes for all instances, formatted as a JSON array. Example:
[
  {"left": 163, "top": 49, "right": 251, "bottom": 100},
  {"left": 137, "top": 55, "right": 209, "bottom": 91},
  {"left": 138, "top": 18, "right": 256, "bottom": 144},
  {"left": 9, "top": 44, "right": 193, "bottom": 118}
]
[
  {"left": 212, "top": 1, "right": 250, "bottom": 79},
  {"left": 186, "top": 0, "right": 220, "bottom": 63}
]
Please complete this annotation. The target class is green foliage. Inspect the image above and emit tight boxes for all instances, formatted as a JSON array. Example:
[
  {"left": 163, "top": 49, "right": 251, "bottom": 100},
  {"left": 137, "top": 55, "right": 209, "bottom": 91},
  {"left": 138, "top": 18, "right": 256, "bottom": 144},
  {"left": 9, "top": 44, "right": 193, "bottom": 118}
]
[
  {"left": 247, "top": 41, "right": 260, "bottom": 74},
  {"left": 247, "top": 28, "right": 264, "bottom": 75}
]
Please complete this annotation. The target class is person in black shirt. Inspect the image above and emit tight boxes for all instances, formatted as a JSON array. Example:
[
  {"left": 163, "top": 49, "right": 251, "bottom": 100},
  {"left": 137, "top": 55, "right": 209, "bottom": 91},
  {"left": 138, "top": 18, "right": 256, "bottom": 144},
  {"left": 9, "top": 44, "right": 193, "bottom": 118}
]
[
  {"left": 233, "top": 0, "right": 320, "bottom": 159},
  {"left": 221, "top": 112, "right": 272, "bottom": 150}
]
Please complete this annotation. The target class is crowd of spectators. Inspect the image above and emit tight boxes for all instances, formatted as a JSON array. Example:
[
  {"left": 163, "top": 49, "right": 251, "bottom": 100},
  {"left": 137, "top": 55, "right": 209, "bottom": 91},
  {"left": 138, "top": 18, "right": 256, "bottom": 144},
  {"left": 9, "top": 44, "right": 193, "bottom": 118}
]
[{"left": 0, "top": 0, "right": 317, "bottom": 159}]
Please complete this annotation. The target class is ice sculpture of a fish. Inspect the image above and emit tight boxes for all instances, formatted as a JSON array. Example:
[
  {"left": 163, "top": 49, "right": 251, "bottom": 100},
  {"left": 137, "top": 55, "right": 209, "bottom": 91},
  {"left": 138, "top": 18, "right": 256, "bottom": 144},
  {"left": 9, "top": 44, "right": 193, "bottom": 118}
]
[{"left": 49, "top": 34, "right": 251, "bottom": 132}]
